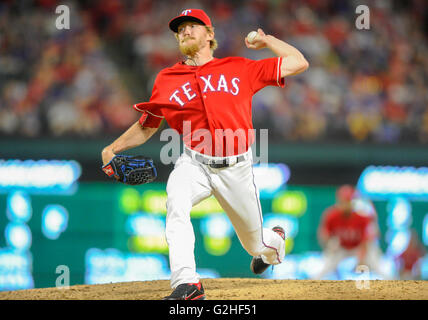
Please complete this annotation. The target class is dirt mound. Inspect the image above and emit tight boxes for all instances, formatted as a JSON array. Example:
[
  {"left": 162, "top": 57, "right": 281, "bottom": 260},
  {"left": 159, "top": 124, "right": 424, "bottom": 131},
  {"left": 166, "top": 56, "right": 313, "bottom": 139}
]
[{"left": 0, "top": 278, "right": 426, "bottom": 300}]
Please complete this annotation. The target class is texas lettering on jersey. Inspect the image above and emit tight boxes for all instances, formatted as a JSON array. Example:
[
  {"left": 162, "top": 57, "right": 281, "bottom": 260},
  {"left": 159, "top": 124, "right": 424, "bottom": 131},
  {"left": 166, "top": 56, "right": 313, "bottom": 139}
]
[
  {"left": 170, "top": 75, "right": 241, "bottom": 107},
  {"left": 133, "top": 56, "right": 284, "bottom": 156}
]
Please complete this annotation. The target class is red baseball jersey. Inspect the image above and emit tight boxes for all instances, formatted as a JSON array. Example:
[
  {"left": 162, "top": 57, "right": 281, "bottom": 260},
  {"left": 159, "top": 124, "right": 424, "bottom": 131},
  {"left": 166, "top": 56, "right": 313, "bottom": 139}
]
[
  {"left": 320, "top": 206, "right": 376, "bottom": 250},
  {"left": 398, "top": 245, "right": 425, "bottom": 271},
  {"left": 133, "top": 56, "right": 284, "bottom": 156}
]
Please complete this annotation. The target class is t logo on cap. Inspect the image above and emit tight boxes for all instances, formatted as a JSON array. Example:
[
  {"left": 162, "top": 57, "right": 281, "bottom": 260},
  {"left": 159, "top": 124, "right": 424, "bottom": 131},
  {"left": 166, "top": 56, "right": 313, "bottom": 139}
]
[{"left": 169, "top": 8, "right": 212, "bottom": 33}]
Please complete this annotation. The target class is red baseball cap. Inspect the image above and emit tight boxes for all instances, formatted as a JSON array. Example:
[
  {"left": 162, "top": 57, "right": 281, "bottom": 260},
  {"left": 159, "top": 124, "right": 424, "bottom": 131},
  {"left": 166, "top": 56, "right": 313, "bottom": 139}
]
[{"left": 169, "top": 9, "right": 212, "bottom": 33}]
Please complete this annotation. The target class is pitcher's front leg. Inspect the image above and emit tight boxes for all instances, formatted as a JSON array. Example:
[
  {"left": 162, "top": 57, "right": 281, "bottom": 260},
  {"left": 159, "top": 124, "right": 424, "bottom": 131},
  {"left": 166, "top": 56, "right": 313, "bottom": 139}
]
[{"left": 165, "top": 158, "right": 212, "bottom": 289}]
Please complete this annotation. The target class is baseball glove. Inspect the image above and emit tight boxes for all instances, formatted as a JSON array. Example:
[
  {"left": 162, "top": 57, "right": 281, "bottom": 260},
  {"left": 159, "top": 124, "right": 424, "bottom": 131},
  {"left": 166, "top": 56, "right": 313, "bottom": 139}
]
[{"left": 102, "top": 155, "right": 157, "bottom": 185}]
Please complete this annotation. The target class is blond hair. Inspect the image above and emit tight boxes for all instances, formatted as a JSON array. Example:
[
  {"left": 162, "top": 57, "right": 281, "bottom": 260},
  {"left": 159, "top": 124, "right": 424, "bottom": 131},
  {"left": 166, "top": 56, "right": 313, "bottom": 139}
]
[{"left": 205, "top": 26, "right": 218, "bottom": 52}]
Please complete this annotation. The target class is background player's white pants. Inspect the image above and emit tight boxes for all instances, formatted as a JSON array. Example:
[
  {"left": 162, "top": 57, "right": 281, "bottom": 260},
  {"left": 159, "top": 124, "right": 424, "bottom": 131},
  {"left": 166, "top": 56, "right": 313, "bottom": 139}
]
[
  {"left": 313, "top": 240, "right": 391, "bottom": 280},
  {"left": 166, "top": 148, "right": 285, "bottom": 289}
]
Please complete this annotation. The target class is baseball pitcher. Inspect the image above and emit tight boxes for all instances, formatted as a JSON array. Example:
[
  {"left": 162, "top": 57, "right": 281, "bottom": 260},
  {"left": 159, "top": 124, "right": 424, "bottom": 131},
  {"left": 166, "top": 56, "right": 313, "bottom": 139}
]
[{"left": 101, "top": 8, "right": 309, "bottom": 300}]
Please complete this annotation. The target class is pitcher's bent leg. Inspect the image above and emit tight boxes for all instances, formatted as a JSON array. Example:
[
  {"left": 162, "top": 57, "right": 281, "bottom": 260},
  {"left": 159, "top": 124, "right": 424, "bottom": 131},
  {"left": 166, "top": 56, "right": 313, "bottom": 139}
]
[{"left": 210, "top": 159, "right": 285, "bottom": 266}]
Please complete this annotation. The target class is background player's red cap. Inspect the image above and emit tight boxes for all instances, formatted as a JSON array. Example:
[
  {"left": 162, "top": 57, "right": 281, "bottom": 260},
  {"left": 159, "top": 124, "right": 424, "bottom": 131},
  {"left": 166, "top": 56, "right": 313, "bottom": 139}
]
[
  {"left": 169, "top": 9, "right": 212, "bottom": 33},
  {"left": 336, "top": 184, "right": 356, "bottom": 202}
]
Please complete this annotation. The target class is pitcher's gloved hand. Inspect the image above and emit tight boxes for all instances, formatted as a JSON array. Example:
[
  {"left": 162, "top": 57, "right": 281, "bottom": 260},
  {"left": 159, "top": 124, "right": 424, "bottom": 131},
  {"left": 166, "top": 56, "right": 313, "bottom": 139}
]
[{"left": 102, "top": 155, "right": 157, "bottom": 185}]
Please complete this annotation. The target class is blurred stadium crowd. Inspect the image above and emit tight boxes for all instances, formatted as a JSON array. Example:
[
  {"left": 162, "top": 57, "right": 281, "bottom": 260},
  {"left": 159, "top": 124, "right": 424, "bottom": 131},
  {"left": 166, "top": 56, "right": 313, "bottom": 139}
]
[{"left": 1, "top": 0, "right": 427, "bottom": 143}]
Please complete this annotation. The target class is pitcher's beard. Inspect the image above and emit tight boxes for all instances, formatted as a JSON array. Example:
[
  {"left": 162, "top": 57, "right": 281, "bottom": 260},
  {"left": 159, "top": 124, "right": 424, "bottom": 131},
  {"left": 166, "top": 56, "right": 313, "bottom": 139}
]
[{"left": 179, "top": 39, "right": 201, "bottom": 57}]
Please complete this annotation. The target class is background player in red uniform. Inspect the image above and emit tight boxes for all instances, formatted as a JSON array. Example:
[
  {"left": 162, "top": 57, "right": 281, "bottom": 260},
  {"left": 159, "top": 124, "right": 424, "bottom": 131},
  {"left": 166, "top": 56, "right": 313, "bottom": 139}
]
[
  {"left": 101, "top": 9, "right": 309, "bottom": 299},
  {"left": 313, "top": 185, "right": 390, "bottom": 280},
  {"left": 395, "top": 229, "right": 426, "bottom": 279}
]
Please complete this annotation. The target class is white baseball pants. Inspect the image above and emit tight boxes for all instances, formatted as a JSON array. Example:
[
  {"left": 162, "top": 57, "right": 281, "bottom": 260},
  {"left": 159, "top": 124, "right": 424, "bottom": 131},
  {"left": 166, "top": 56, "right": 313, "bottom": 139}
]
[{"left": 165, "top": 147, "right": 285, "bottom": 289}]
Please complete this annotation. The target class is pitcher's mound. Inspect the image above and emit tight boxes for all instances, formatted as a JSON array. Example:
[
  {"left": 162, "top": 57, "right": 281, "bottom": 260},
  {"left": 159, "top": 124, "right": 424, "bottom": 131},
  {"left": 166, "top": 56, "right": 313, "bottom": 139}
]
[{"left": 0, "top": 278, "right": 426, "bottom": 300}]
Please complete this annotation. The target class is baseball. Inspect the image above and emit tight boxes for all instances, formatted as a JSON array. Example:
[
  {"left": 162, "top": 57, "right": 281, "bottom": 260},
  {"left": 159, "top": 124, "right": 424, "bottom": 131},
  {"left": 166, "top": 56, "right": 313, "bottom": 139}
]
[{"left": 247, "top": 31, "right": 258, "bottom": 44}]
